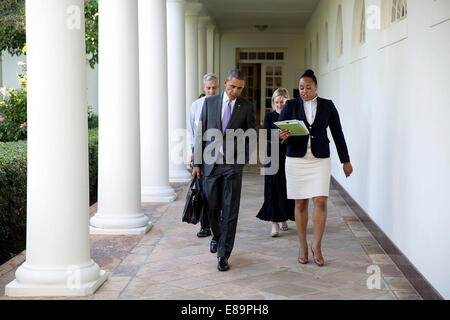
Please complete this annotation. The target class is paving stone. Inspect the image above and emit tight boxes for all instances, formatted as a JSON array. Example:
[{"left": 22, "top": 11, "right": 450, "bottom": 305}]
[{"left": 0, "top": 165, "right": 421, "bottom": 300}]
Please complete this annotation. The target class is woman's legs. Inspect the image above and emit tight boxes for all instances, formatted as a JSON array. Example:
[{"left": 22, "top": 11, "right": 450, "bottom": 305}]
[
  {"left": 271, "top": 221, "right": 279, "bottom": 237},
  {"left": 279, "top": 221, "right": 288, "bottom": 231},
  {"left": 311, "top": 196, "right": 328, "bottom": 265},
  {"left": 295, "top": 199, "right": 309, "bottom": 261}
]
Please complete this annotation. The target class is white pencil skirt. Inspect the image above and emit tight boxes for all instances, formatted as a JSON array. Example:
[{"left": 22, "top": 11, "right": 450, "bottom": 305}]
[{"left": 285, "top": 148, "right": 331, "bottom": 200}]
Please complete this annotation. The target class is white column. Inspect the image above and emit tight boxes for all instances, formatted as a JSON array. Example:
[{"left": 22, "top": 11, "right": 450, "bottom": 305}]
[
  {"left": 206, "top": 24, "right": 216, "bottom": 74},
  {"left": 197, "top": 16, "right": 209, "bottom": 90},
  {"left": 167, "top": 0, "right": 191, "bottom": 183},
  {"left": 6, "top": 0, "right": 107, "bottom": 297},
  {"left": 90, "top": 0, "right": 151, "bottom": 234},
  {"left": 139, "top": 0, "right": 176, "bottom": 202},
  {"left": 185, "top": 3, "right": 202, "bottom": 136},
  {"left": 214, "top": 28, "right": 221, "bottom": 78}
]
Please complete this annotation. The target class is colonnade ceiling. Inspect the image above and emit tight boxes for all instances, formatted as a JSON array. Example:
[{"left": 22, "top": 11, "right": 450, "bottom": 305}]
[{"left": 197, "top": 0, "right": 319, "bottom": 31}]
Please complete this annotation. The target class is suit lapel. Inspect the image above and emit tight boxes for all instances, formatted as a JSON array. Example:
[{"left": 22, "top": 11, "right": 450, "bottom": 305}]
[
  {"left": 314, "top": 97, "right": 323, "bottom": 126},
  {"left": 225, "top": 96, "right": 243, "bottom": 131},
  {"left": 298, "top": 98, "right": 310, "bottom": 126},
  {"left": 217, "top": 93, "right": 224, "bottom": 131}
]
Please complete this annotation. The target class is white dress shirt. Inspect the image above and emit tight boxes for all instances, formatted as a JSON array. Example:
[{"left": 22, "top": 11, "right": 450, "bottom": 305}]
[
  {"left": 220, "top": 93, "right": 236, "bottom": 155},
  {"left": 303, "top": 95, "right": 318, "bottom": 147},
  {"left": 189, "top": 96, "right": 206, "bottom": 156},
  {"left": 222, "top": 92, "right": 236, "bottom": 121}
]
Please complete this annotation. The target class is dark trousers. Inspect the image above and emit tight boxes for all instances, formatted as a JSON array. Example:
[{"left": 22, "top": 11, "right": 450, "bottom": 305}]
[
  {"left": 198, "top": 174, "right": 210, "bottom": 229},
  {"left": 203, "top": 163, "right": 244, "bottom": 259},
  {"left": 193, "top": 164, "right": 210, "bottom": 230}
]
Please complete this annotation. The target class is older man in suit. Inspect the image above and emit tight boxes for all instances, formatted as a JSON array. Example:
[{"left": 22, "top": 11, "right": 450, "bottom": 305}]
[
  {"left": 189, "top": 73, "right": 219, "bottom": 238},
  {"left": 192, "top": 69, "right": 257, "bottom": 271}
]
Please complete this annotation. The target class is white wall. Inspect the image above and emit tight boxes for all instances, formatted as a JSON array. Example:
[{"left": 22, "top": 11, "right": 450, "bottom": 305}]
[
  {"left": 0, "top": 55, "right": 2, "bottom": 87},
  {"left": 306, "top": 0, "right": 450, "bottom": 299},
  {"left": 1, "top": 51, "right": 99, "bottom": 114},
  {"left": 1, "top": 52, "right": 25, "bottom": 89},
  {"left": 86, "top": 62, "right": 99, "bottom": 114},
  {"left": 220, "top": 29, "right": 306, "bottom": 98}
]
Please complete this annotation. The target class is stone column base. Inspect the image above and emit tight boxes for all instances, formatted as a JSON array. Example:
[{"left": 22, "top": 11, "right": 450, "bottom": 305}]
[
  {"left": 90, "top": 221, "right": 152, "bottom": 235},
  {"left": 5, "top": 262, "right": 108, "bottom": 297},
  {"left": 141, "top": 186, "right": 177, "bottom": 203},
  {"left": 169, "top": 170, "right": 192, "bottom": 183}
]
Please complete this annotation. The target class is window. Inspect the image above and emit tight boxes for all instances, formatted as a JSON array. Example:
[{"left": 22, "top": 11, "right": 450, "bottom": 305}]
[
  {"left": 309, "top": 41, "right": 312, "bottom": 67},
  {"left": 335, "top": 5, "right": 343, "bottom": 57},
  {"left": 381, "top": 0, "right": 408, "bottom": 30},
  {"left": 316, "top": 33, "right": 319, "bottom": 69},
  {"left": 265, "top": 66, "right": 283, "bottom": 111},
  {"left": 325, "top": 22, "right": 329, "bottom": 64},
  {"left": 304, "top": 48, "right": 307, "bottom": 67},
  {"left": 237, "top": 49, "right": 286, "bottom": 62},
  {"left": 391, "top": 0, "right": 407, "bottom": 23},
  {"left": 352, "top": 0, "right": 366, "bottom": 47}
]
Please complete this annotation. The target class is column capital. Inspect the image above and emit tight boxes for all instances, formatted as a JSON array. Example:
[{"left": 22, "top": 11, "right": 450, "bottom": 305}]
[
  {"left": 198, "top": 16, "right": 212, "bottom": 28},
  {"left": 185, "top": 2, "right": 203, "bottom": 16},
  {"left": 206, "top": 24, "right": 216, "bottom": 32}
]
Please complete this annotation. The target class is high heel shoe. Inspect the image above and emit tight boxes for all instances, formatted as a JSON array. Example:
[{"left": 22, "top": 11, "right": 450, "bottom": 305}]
[
  {"left": 311, "top": 245, "right": 324, "bottom": 267},
  {"left": 298, "top": 248, "right": 308, "bottom": 264},
  {"left": 271, "top": 223, "right": 279, "bottom": 237},
  {"left": 298, "top": 257, "right": 308, "bottom": 264}
]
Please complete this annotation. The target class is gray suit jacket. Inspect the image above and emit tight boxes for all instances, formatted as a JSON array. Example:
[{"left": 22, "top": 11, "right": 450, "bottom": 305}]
[{"left": 193, "top": 93, "right": 257, "bottom": 177}]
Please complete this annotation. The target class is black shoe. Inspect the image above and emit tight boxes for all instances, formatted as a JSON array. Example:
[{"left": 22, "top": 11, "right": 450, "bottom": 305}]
[
  {"left": 210, "top": 239, "right": 217, "bottom": 254},
  {"left": 217, "top": 257, "right": 230, "bottom": 272},
  {"left": 197, "top": 228, "right": 212, "bottom": 238}
]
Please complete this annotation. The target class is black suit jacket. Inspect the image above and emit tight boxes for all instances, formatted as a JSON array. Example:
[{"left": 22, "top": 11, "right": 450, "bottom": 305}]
[
  {"left": 193, "top": 93, "right": 257, "bottom": 176},
  {"left": 278, "top": 97, "right": 350, "bottom": 164}
]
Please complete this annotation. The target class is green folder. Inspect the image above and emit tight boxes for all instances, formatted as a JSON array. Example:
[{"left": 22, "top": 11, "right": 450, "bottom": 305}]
[{"left": 274, "top": 120, "right": 310, "bottom": 136}]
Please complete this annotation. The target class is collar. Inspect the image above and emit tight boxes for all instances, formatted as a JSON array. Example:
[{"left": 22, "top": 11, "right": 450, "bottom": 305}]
[
  {"left": 304, "top": 95, "right": 318, "bottom": 104},
  {"left": 223, "top": 92, "right": 237, "bottom": 104}
]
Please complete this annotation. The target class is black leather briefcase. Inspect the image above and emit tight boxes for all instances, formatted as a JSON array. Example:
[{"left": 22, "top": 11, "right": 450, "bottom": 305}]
[{"left": 182, "top": 177, "right": 205, "bottom": 225}]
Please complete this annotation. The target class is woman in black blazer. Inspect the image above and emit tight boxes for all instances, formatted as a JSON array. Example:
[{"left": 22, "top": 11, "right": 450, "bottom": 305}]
[{"left": 278, "top": 70, "right": 353, "bottom": 266}]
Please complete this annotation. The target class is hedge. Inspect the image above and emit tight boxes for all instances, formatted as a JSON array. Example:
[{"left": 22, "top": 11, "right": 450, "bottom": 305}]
[{"left": 0, "top": 129, "right": 98, "bottom": 265}]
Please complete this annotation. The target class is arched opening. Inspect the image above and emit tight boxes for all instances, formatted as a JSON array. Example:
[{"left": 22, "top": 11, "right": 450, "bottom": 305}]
[
  {"left": 352, "top": 0, "right": 366, "bottom": 47},
  {"left": 381, "top": 0, "right": 408, "bottom": 30},
  {"left": 335, "top": 5, "right": 343, "bottom": 57}
]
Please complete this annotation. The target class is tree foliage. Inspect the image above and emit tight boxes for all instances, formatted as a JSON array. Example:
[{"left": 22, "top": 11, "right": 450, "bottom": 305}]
[
  {"left": 85, "top": 0, "right": 99, "bottom": 69},
  {"left": 0, "top": 0, "right": 26, "bottom": 56},
  {"left": 0, "top": 0, "right": 99, "bottom": 69}
]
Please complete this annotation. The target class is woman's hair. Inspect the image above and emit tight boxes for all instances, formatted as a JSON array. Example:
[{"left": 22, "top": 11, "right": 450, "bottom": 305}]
[
  {"left": 300, "top": 69, "right": 318, "bottom": 85},
  {"left": 271, "top": 88, "right": 290, "bottom": 110}
]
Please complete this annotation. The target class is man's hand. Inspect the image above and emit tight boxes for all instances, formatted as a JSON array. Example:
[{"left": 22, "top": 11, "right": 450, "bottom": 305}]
[
  {"left": 343, "top": 162, "right": 353, "bottom": 178},
  {"left": 188, "top": 155, "right": 193, "bottom": 169},
  {"left": 192, "top": 167, "right": 201, "bottom": 179}
]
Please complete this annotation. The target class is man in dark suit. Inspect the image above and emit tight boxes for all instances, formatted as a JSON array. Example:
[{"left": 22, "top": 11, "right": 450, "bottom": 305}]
[{"left": 192, "top": 69, "right": 257, "bottom": 271}]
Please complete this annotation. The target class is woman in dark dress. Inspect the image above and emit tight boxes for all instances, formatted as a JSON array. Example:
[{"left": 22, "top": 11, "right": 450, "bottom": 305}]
[{"left": 257, "top": 88, "right": 295, "bottom": 237}]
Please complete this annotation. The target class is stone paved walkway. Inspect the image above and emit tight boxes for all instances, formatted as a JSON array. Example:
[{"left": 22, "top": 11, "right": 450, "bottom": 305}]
[{"left": 0, "top": 165, "right": 422, "bottom": 300}]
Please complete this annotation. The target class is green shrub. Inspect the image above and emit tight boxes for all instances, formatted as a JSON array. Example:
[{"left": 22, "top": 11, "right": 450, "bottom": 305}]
[
  {"left": 0, "top": 59, "right": 27, "bottom": 142},
  {"left": 0, "top": 129, "right": 98, "bottom": 265},
  {"left": 88, "top": 105, "right": 98, "bottom": 129},
  {"left": 0, "top": 140, "right": 27, "bottom": 264},
  {"left": 0, "top": 87, "right": 27, "bottom": 142},
  {"left": 88, "top": 128, "right": 98, "bottom": 204}
]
